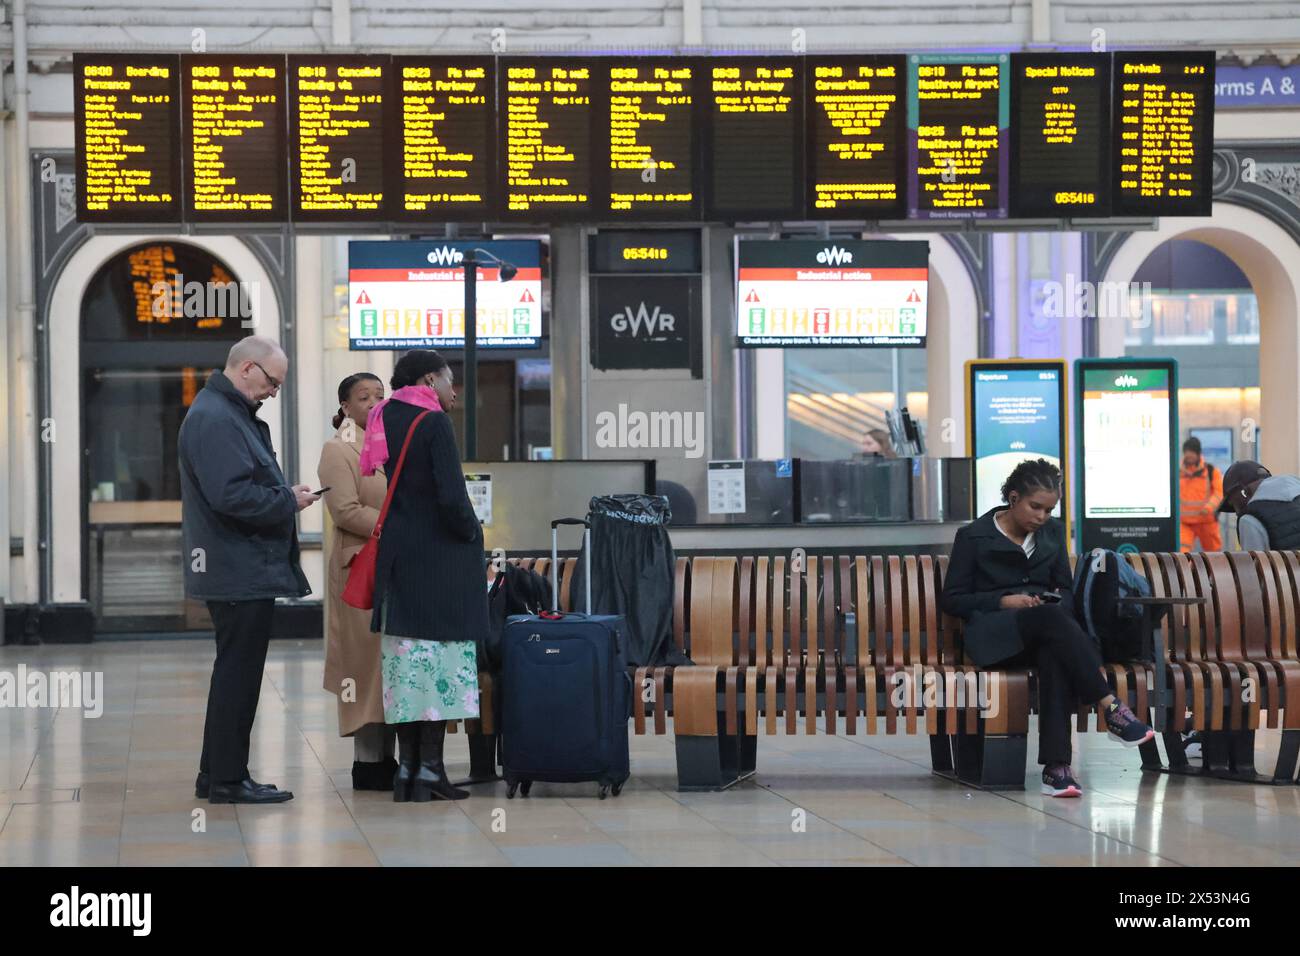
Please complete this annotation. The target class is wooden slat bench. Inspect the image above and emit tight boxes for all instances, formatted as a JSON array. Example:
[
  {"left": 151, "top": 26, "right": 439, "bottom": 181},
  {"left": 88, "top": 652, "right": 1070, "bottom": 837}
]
[{"left": 459, "top": 550, "right": 1300, "bottom": 791}]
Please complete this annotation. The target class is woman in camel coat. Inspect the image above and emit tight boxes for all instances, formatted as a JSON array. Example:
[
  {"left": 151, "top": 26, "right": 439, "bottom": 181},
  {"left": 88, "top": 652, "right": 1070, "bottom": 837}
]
[{"left": 317, "top": 372, "right": 392, "bottom": 789}]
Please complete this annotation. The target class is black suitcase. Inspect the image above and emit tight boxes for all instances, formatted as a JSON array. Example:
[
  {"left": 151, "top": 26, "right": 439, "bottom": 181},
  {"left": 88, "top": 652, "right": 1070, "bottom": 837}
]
[{"left": 500, "top": 518, "right": 632, "bottom": 799}]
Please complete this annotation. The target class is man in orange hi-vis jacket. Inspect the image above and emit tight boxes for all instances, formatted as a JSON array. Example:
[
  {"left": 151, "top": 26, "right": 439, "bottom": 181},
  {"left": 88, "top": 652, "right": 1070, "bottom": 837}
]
[{"left": 1180, "top": 436, "right": 1224, "bottom": 552}]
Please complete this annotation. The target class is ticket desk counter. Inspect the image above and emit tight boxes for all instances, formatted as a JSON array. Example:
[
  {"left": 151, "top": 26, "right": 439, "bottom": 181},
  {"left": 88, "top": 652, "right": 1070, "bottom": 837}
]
[{"left": 463, "top": 457, "right": 973, "bottom": 559}]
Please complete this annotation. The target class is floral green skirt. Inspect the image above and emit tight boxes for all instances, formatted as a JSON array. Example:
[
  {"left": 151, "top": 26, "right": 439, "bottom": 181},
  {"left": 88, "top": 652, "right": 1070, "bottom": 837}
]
[{"left": 380, "top": 604, "right": 480, "bottom": 724}]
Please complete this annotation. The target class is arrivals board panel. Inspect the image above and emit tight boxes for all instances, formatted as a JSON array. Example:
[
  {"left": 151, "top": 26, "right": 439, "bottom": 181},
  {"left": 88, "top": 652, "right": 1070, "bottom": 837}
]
[
  {"left": 1011, "top": 53, "right": 1110, "bottom": 218},
  {"left": 908, "top": 53, "right": 1009, "bottom": 219},
  {"left": 598, "top": 58, "right": 700, "bottom": 219},
  {"left": 289, "top": 55, "right": 387, "bottom": 221},
  {"left": 805, "top": 55, "right": 906, "bottom": 219},
  {"left": 736, "top": 239, "right": 929, "bottom": 347},
  {"left": 182, "top": 55, "right": 288, "bottom": 222},
  {"left": 75, "top": 53, "right": 182, "bottom": 224},
  {"left": 348, "top": 239, "right": 543, "bottom": 350},
  {"left": 393, "top": 56, "right": 496, "bottom": 221},
  {"left": 499, "top": 57, "right": 595, "bottom": 219},
  {"left": 704, "top": 57, "right": 803, "bottom": 220},
  {"left": 1112, "top": 51, "right": 1215, "bottom": 217}
]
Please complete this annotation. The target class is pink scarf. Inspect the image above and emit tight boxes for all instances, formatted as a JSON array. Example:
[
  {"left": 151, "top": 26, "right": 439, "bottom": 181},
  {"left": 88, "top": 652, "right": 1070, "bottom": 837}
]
[{"left": 359, "top": 385, "right": 443, "bottom": 476}]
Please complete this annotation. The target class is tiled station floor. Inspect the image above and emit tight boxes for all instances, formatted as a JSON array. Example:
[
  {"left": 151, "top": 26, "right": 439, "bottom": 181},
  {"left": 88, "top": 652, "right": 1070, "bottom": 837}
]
[{"left": 3, "top": 640, "right": 1299, "bottom": 866}]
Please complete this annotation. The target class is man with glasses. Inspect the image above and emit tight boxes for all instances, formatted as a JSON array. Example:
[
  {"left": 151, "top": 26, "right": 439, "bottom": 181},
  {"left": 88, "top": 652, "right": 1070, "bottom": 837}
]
[{"left": 179, "top": 335, "right": 320, "bottom": 804}]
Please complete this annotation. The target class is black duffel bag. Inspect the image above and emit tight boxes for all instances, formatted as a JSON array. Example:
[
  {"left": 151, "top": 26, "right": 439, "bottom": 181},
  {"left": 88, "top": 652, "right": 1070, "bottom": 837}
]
[{"left": 570, "top": 494, "right": 691, "bottom": 667}]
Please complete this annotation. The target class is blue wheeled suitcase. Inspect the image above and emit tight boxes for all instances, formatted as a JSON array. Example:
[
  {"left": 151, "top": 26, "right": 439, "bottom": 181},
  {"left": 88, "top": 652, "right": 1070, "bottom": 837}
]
[{"left": 501, "top": 518, "right": 632, "bottom": 799}]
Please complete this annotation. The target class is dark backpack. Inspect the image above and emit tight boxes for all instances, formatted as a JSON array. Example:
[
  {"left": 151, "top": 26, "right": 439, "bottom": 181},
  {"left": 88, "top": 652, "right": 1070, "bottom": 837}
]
[{"left": 1071, "top": 549, "right": 1155, "bottom": 662}]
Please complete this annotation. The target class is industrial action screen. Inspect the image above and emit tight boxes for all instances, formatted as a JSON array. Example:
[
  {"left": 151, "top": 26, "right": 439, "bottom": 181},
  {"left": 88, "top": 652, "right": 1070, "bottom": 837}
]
[
  {"left": 347, "top": 239, "right": 543, "bottom": 350},
  {"left": 735, "top": 239, "right": 929, "bottom": 347}
]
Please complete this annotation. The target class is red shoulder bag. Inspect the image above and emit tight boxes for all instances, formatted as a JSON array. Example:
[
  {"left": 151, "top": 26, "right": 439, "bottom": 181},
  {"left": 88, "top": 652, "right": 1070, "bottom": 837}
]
[{"left": 341, "top": 410, "right": 431, "bottom": 610}]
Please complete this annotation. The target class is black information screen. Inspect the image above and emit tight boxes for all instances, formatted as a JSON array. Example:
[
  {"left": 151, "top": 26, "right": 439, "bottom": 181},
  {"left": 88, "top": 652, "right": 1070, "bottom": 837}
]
[
  {"left": 499, "top": 57, "right": 594, "bottom": 218},
  {"left": 183, "top": 55, "right": 288, "bottom": 222},
  {"left": 1011, "top": 53, "right": 1111, "bottom": 218},
  {"left": 705, "top": 57, "right": 803, "bottom": 220},
  {"left": 805, "top": 55, "right": 905, "bottom": 219},
  {"left": 909, "top": 54, "right": 1008, "bottom": 219},
  {"left": 599, "top": 58, "right": 700, "bottom": 219},
  {"left": 289, "top": 55, "right": 387, "bottom": 221},
  {"left": 393, "top": 56, "right": 496, "bottom": 221},
  {"left": 1112, "top": 51, "right": 1215, "bottom": 217},
  {"left": 588, "top": 229, "right": 702, "bottom": 273},
  {"left": 75, "top": 53, "right": 182, "bottom": 223}
]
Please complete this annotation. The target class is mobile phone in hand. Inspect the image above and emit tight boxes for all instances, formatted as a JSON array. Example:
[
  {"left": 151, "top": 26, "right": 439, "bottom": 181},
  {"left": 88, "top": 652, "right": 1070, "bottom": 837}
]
[
  {"left": 1040, "top": 590, "right": 1062, "bottom": 604},
  {"left": 311, "top": 486, "right": 331, "bottom": 496}
]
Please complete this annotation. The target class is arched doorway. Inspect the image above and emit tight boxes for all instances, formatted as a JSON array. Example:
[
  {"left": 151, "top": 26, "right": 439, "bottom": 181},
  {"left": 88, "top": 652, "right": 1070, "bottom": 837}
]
[
  {"left": 79, "top": 242, "right": 246, "bottom": 632},
  {"left": 1098, "top": 203, "right": 1300, "bottom": 475}
]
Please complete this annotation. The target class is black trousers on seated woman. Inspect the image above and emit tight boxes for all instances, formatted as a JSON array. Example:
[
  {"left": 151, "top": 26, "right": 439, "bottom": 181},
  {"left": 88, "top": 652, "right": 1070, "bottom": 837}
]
[{"left": 1004, "top": 604, "right": 1111, "bottom": 766}]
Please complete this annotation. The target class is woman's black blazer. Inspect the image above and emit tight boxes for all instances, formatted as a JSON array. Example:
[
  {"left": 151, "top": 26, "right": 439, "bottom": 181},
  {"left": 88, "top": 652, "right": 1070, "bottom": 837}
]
[
  {"left": 939, "top": 508, "right": 1075, "bottom": 666},
  {"left": 370, "top": 399, "right": 488, "bottom": 645}
]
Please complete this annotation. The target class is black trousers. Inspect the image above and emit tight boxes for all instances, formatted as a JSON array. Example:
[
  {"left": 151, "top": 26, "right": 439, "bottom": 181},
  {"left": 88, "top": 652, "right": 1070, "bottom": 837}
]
[
  {"left": 200, "top": 599, "right": 275, "bottom": 783},
  {"left": 1010, "top": 604, "right": 1112, "bottom": 767}
]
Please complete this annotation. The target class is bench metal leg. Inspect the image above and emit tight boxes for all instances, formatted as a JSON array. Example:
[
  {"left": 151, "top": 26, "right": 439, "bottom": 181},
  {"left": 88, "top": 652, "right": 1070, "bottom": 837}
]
[
  {"left": 1276, "top": 729, "right": 1300, "bottom": 784},
  {"left": 950, "top": 726, "right": 1026, "bottom": 791},
  {"left": 674, "top": 721, "right": 758, "bottom": 792},
  {"left": 929, "top": 733, "right": 955, "bottom": 774}
]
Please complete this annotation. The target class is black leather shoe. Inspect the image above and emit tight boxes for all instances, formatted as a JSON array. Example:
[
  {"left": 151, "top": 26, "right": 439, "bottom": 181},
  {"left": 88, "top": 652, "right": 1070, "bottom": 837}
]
[
  {"left": 208, "top": 779, "right": 294, "bottom": 804},
  {"left": 352, "top": 758, "right": 399, "bottom": 791},
  {"left": 195, "top": 772, "right": 281, "bottom": 800}
]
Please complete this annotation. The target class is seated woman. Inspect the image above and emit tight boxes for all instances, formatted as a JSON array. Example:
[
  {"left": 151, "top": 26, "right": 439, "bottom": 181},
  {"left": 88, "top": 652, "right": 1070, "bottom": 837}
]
[{"left": 940, "top": 458, "right": 1154, "bottom": 797}]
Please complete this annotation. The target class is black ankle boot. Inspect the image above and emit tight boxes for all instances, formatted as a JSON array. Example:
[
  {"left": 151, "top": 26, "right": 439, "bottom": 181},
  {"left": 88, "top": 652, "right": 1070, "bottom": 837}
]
[
  {"left": 393, "top": 723, "right": 420, "bottom": 802},
  {"left": 352, "top": 758, "right": 399, "bottom": 791},
  {"left": 412, "top": 721, "right": 469, "bottom": 802}
]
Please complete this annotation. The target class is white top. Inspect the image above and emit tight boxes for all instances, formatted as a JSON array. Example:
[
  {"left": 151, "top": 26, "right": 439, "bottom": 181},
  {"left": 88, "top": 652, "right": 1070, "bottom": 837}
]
[{"left": 995, "top": 512, "right": 1036, "bottom": 558}]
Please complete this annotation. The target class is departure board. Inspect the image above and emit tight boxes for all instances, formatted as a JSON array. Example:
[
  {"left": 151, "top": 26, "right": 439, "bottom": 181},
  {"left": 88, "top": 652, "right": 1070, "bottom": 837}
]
[
  {"left": 1011, "top": 53, "right": 1110, "bottom": 218},
  {"left": 805, "top": 55, "right": 905, "bottom": 219},
  {"left": 705, "top": 58, "right": 803, "bottom": 220},
  {"left": 908, "top": 54, "right": 1009, "bottom": 219},
  {"left": 75, "top": 53, "right": 182, "bottom": 223},
  {"left": 499, "top": 58, "right": 594, "bottom": 218},
  {"left": 1112, "top": 51, "right": 1215, "bottom": 217},
  {"left": 393, "top": 56, "right": 496, "bottom": 221},
  {"left": 289, "top": 55, "right": 387, "bottom": 221},
  {"left": 599, "top": 58, "right": 699, "bottom": 219},
  {"left": 183, "top": 55, "right": 287, "bottom": 222}
]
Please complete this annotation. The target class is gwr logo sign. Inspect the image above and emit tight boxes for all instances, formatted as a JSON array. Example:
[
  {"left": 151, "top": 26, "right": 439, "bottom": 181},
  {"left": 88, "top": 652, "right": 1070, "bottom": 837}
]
[
  {"left": 816, "top": 245, "right": 853, "bottom": 265},
  {"left": 426, "top": 246, "right": 464, "bottom": 265},
  {"left": 610, "top": 302, "right": 676, "bottom": 337}
]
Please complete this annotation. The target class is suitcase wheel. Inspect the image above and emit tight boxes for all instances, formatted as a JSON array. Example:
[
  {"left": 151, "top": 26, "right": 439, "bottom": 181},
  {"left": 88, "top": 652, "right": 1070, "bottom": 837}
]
[
  {"left": 598, "top": 784, "right": 609, "bottom": 800},
  {"left": 507, "top": 781, "right": 518, "bottom": 799},
  {"left": 520, "top": 781, "right": 532, "bottom": 798},
  {"left": 611, "top": 781, "right": 624, "bottom": 797}
]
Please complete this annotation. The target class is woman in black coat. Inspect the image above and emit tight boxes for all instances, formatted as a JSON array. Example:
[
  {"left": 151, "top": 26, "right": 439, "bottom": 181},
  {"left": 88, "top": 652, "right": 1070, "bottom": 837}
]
[
  {"left": 366, "top": 350, "right": 488, "bottom": 802},
  {"left": 940, "top": 459, "right": 1154, "bottom": 797}
]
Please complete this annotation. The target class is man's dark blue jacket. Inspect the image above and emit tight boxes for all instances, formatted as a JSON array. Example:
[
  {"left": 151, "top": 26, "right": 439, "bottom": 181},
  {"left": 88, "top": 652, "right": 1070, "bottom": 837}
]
[{"left": 178, "top": 370, "right": 311, "bottom": 602}]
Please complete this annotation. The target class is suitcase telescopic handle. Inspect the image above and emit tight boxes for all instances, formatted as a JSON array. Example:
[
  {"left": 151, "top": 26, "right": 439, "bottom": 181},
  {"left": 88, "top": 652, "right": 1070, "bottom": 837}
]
[{"left": 550, "top": 517, "right": 592, "bottom": 615}]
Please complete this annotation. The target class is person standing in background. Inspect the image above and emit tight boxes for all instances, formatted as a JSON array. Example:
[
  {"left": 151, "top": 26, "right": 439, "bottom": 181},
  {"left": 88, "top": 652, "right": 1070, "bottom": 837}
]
[
  {"left": 1179, "top": 437, "right": 1224, "bottom": 552},
  {"left": 860, "top": 428, "right": 897, "bottom": 459},
  {"left": 318, "top": 372, "right": 395, "bottom": 790},
  {"left": 180, "top": 335, "right": 317, "bottom": 805}
]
